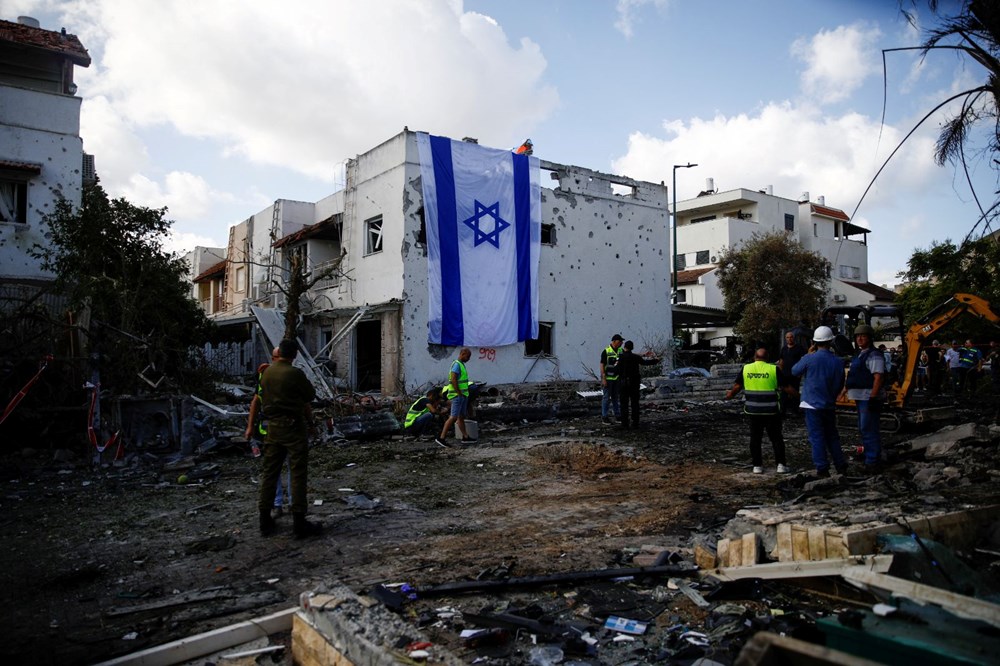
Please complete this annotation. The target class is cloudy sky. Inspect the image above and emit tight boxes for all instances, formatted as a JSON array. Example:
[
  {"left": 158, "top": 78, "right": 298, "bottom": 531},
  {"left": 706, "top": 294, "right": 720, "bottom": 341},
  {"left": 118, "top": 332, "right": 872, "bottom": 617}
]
[{"left": 6, "top": 0, "right": 995, "bottom": 286}]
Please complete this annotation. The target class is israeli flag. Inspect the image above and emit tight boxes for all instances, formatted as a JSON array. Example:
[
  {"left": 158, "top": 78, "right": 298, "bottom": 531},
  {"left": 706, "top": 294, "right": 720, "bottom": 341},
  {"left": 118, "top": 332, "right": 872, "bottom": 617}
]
[{"left": 417, "top": 133, "right": 541, "bottom": 346}]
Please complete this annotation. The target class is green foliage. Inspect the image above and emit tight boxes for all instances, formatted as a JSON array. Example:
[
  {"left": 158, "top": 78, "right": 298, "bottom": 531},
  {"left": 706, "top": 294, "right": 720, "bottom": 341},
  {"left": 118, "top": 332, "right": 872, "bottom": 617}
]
[
  {"left": 32, "top": 182, "right": 214, "bottom": 392},
  {"left": 715, "top": 232, "right": 831, "bottom": 346},
  {"left": 895, "top": 237, "right": 1000, "bottom": 339}
]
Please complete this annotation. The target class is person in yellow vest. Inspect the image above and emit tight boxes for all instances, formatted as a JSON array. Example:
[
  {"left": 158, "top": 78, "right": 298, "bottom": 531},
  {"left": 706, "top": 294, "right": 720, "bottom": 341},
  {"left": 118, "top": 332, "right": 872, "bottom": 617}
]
[
  {"left": 403, "top": 387, "right": 447, "bottom": 437},
  {"left": 436, "top": 347, "right": 474, "bottom": 447},
  {"left": 725, "top": 347, "right": 790, "bottom": 474},
  {"left": 600, "top": 334, "right": 624, "bottom": 424}
]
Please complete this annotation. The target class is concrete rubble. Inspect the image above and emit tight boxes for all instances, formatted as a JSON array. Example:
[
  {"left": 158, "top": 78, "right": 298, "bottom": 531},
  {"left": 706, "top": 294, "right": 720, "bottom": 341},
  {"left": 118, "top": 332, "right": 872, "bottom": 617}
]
[{"left": 2, "top": 371, "right": 998, "bottom": 665}]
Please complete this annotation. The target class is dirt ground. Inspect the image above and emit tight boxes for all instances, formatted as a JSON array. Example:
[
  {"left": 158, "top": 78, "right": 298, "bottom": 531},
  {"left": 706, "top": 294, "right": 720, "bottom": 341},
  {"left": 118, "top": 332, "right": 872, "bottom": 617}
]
[{"left": 1, "top": 396, "right": 998, "bottom": 665}]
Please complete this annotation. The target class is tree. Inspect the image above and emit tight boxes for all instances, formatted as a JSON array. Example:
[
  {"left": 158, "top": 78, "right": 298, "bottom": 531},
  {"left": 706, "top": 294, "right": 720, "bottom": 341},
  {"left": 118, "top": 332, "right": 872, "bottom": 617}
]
[
  {"left": 273, "top": 246, "right": 346, "bottom": 341},
  {"left": 895, "top": 237, "right": 1000, "bottom": 338},
  {"left": 865, "top": 1, "right": 1000, "bottom": 239},
  {"left": 32, "top": 182, "right": 213, "bottom": 393},
  {"left": 715, "top": 232, "right": 832, "bottom": 348}
]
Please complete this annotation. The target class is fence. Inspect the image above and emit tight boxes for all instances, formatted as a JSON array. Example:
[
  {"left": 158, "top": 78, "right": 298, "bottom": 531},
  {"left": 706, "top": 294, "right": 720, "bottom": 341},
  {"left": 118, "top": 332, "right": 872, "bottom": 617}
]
[{"left": 200, "top": 340, "right": 255, "bottom": 379}]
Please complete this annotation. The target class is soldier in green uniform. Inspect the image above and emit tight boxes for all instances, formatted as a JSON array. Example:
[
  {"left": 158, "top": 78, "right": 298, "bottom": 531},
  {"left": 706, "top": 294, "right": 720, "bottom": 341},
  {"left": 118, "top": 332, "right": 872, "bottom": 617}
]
[{"left": 258, "top": 339, "right": 320, "bottom": 538}]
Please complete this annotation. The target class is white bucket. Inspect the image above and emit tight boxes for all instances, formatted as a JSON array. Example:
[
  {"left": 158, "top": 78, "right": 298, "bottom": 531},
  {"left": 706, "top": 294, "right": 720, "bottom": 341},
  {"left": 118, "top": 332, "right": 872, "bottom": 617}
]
[{"left": 456, "top": 420, "right": 479, "bottom": 440}]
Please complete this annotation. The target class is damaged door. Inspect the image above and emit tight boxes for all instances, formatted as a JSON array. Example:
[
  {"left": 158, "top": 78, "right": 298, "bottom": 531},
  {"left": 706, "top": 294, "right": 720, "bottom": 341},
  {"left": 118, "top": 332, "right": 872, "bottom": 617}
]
[{"left": 355, "top": 320, "right": 382, "bottom": 392}]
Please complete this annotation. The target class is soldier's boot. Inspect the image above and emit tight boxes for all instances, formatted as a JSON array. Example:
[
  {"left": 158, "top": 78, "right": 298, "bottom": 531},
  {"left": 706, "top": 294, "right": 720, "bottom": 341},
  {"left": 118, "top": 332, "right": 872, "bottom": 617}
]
[
  {"left": 293, "top": 512, "right": 322, "bottom": 539},
  {"left": 260, "top": 508, "right": 276, "bottom": 537}
]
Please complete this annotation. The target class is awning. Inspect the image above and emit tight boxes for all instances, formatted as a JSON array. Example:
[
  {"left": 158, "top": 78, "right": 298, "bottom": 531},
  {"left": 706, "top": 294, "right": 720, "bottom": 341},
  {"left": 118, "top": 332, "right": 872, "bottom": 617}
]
[{"left": 672, "top": 304, "right": 732, "bottom": 328}]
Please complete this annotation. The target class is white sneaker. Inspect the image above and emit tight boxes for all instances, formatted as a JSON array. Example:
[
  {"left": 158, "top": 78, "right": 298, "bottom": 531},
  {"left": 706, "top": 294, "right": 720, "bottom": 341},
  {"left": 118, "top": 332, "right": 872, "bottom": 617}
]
[
  {"left": 777, "top": 464, "right": 789, "bottom": 474},
  {"left": 752, "top": 466, "right": 764, "bottom": 474}
]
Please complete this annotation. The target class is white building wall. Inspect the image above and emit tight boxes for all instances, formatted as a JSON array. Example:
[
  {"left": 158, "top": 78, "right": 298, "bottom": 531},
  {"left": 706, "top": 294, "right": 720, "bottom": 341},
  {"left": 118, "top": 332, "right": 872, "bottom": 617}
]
[
  {"left": 396, "top": 132, "right": 671, "bottom": 390},
  {"left": 0, "top": 85, "right": 83, "bottom": 281},
  {"left": 676, "top": 188, "right": 873, "bottom": 310}
]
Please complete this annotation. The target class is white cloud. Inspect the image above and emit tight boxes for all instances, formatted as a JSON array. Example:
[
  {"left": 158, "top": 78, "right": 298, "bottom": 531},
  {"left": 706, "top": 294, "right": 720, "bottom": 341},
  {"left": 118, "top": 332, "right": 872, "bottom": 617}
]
[
  {"left": 166, "top": 231, "right": 225, "bottom": 256},
  {"left": 791, "top": 24, "right": 881, "bottom": 103},
  {"left": 122, "top": 171, "right": 233, "bottom": 222},
  {"left": 79, "top": 95, "right": 148, "bottom": 191},
  {"left": 610, "top": 101, "right": 939, "bottom": 214},
  {"left": 614, "top": 0, "right": 668, "bottom": 38},
  {"left": 48, "top": 0, "right": 558, "bottom": 181}
]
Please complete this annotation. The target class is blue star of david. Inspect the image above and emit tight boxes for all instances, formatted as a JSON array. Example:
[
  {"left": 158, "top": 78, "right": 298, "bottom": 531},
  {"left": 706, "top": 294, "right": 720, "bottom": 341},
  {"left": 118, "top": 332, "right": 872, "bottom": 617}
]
[{"left": 462, "top": 200, "right": 510, "bottom": 248}]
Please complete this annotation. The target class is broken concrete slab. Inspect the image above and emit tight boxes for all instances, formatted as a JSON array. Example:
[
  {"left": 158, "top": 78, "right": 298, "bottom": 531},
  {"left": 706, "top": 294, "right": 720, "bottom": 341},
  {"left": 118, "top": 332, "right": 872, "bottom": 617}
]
[
  {"left": 294, "top": 586, "right": 465, "bottom": 666},
  {"left": 842, "top": 568, "right": 1000, "bottom": 628},
  {"left": 903, "top": 422, "right": 991, "bottom": 456},
  {"left": 702, "top": 554, "right": 892, "bottom": 582}
]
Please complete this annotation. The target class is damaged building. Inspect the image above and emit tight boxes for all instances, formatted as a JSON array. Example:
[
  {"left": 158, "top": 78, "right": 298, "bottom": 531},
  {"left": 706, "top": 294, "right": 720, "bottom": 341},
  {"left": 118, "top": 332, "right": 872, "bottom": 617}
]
[{"left": 197, "top": 130, "right": 672, "bottom": 394}]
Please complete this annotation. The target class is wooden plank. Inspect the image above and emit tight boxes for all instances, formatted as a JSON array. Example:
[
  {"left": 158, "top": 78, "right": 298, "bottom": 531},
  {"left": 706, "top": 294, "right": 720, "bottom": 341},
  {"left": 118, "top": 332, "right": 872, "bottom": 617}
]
[
  {"left": 292, "top": 613, "right": 355, "bottom": 666},
  {"left": 728, "top": 539, "right": 743, "bottom": 567},
  {"left": 791, "top": 525, "right": 810, "bottom": 562},
  {"left": 694, "top": 542, "right": 717, "bottom": 570},
  {"left": 842, "top": 568, "right": 1000, "bottom": 628},
  {"left": 701, "top": 555, "right": 893, "bottom": 581},
  {"left": 94, "top": 606, "right": 295, "bottom": 666},
  {"left": 808, "top": 526, "right": 828, "bottom": 561},
  {"left": 718, "top": 539, "right": 731, "bottom": 568},
  {"left": 826, "top": 529, "right": 849, "bottom": 559},
  {"left": 738, "top": 631, "right": 885, "bottom": 666},
  {"left": 742, "top": 533, "right": 758, "bottom": 566},
  {"left": 776, "top": 523, "right": 793, "bottom": 562}
]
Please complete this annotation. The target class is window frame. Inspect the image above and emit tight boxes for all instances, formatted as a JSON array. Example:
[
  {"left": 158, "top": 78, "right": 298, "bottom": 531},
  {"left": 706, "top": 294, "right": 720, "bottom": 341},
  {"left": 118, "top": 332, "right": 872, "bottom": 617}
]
[
  {"left": 0, "top": 177, "right": 29, "bottom": 224},
  {"left": 524, "top": 321, "right": 555, "bottom": 357},
  {"left": 364, "top": 215, "right": 384, "bottom": 256}
]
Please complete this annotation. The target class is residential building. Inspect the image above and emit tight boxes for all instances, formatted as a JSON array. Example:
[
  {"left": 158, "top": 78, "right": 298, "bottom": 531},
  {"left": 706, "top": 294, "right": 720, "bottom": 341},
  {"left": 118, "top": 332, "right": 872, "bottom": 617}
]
[
  {"left": 203, "top": 130, "right": 671, "bottom": 393},
  {"left": 0, "top": 16, "right": 90, "bottom": 286},
  {"left": 672, "top": 184, "right": 892, "bottom": 346},
  {"left": 184, "top": 246, "right": 226, "bottom": 314}
]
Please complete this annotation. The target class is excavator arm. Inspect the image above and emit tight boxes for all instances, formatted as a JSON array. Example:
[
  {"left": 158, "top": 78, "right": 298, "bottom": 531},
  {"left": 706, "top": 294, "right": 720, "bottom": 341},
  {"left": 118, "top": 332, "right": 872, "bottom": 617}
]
[{"left": 889, "top": 293, "right": 1000, "bottom": 408}]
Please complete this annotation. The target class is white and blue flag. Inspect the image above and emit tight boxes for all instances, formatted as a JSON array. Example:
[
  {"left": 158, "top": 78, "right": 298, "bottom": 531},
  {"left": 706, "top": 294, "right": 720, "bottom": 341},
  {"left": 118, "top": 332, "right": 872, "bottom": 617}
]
[{"left": 417, "top": 133, "right": 541, "bottom": 347}]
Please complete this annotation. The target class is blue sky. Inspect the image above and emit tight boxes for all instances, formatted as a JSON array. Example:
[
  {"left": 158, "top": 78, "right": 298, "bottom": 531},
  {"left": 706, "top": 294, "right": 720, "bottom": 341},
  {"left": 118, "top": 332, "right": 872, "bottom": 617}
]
[{"left": 7, "top": 0, "right": 994, "bottom": 287}]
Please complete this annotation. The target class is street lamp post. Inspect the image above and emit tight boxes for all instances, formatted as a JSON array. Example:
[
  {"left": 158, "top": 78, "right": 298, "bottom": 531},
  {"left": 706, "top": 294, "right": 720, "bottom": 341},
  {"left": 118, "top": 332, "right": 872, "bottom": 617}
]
[{"left": 671, "top": 163, "right": 697, "bottom": 303}]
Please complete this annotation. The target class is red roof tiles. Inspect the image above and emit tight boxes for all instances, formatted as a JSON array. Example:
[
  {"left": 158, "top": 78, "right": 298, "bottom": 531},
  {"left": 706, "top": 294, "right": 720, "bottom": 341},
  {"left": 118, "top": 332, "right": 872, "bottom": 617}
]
[{"left": 0, "top": 19, "right": 91, "bottom": 66}]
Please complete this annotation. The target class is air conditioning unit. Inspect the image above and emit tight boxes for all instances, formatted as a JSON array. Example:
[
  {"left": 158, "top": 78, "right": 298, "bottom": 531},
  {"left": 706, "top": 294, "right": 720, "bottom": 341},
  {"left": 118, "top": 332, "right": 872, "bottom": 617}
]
[
  {"left": 833, "top": 294, "right": 847, "bottom": 303},
  {"left": 710, "top": 256, "right": 717, "bottom": 263}
]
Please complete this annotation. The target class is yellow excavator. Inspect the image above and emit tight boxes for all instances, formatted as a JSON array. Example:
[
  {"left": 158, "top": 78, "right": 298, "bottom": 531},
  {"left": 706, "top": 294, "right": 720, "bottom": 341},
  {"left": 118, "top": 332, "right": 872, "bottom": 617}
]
[{"left": 822, "top": 293, "right": 1000, "bottom": 428}]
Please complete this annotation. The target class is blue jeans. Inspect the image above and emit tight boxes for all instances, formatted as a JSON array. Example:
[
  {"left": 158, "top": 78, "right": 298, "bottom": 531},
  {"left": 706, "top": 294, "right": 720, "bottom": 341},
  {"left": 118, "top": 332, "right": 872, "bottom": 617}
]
[
  {"left": 404, "top": 412, "right": 434, "bottom": 436},
  {"left": 855, "top": 399, "right": 882, "bottom": 465},
  {"left": 803, "top": 408, "right": 845, "bottom": 472},
  {"left": 602, "top": 381, "right": 621, "bottom": 418},
  {"left": 274, "top": 463, "right": 291, "bottom": 508}
]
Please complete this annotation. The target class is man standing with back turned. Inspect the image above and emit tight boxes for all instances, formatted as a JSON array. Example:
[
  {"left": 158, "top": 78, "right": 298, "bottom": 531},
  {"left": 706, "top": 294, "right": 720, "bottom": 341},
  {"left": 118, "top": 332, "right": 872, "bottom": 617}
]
[
  {"left": 792, "top": 326, "right": 848, "bottom": 477},
  {"left": 258, "top": 339, "right": 321, "bottom": 538},
  {"left": 725, "top": 348, "right": 789, "bottom": 474}
]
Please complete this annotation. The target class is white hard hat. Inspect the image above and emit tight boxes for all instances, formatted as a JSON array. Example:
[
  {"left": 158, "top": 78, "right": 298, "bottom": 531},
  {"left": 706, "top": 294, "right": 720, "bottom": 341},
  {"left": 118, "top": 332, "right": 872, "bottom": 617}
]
[{"left": 812, "top": 326, "right": 835, "bottom": 343}]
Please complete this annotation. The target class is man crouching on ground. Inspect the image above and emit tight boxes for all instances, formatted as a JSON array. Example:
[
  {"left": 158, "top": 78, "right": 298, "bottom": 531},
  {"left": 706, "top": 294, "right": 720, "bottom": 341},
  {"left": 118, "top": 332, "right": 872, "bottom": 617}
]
[{"left": 258, "top": 339, "right": 321, "bottom": 538}]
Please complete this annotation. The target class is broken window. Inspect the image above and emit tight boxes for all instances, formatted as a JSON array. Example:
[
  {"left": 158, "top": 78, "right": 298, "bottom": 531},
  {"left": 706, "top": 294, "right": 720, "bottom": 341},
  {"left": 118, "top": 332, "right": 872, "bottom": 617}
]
[
  {"left": 784, "top": 213, "right": 794, "bottom": 231},
  {"left": 674, "top": 253, "right": 687, "bottom": 270},
  {"left": 524, "top": 322, "right": 554, "bottom": 356},
  {"left": 416, "top": 208, "right": 426, "bottom": 245},
  {"left": 695, "top": 250, "right": 710, "bottom": 265},
  {"left": 541, "top": 223, "right": 556, "bottom": 245},
  {"left": 0, "top": 179, "right": 28, "bottom": 223},
  {"left": 365, "top": 216, "right": 383, "bottom": 255}
]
